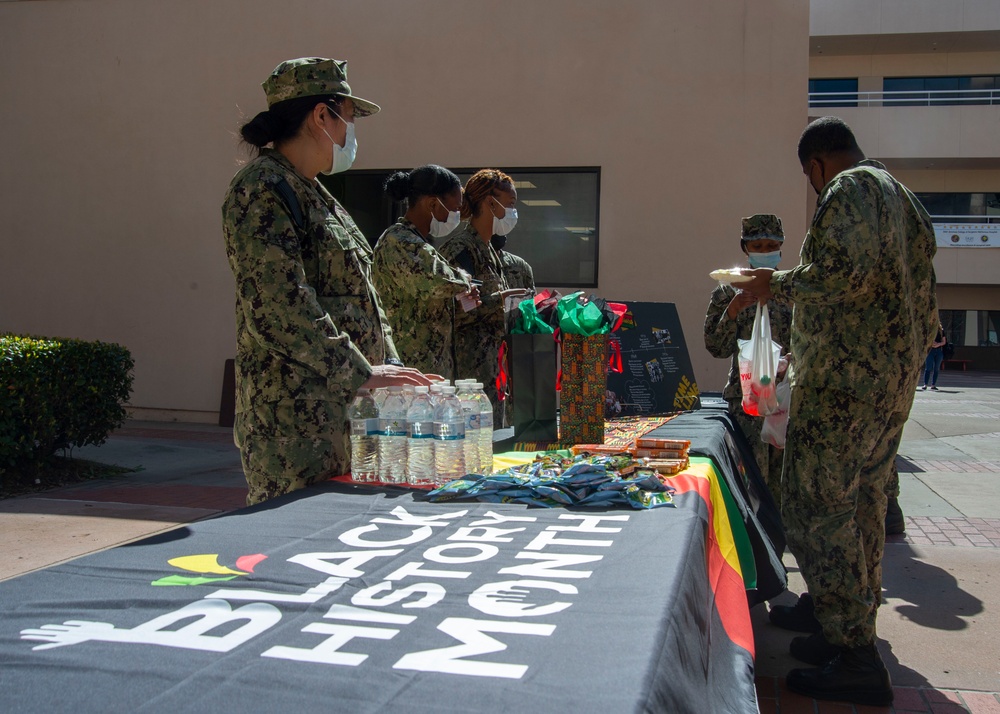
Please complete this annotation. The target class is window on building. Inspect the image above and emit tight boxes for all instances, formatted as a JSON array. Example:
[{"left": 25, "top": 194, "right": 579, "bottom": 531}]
[
  {"left": 940, "top": 310, "right": 965, "bottom": 348},
  {"left": 940, "top": 310, "right": 1000, "bottom": 348},
  {"left": 883, "top": 75, "right": 1000, "bottom": 106},
  {"left": 323, "top": 167, "right": 601, "bottom": 287},
  {"left": 808, "top": 78, "right": 858, "bottom": 107},
  {"left": 980, "top": 311, "right": 1000, "bottom": 348},
  {"left": 916, "top": 193, "right": 1000, "bottom": 223}
]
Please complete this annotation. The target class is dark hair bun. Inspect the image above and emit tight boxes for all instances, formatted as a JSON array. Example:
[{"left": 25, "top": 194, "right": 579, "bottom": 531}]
[
  {"left": 240, "top": 110, "right": 280, "bottom": 148},
  {"left": 383, "top": 171, "right": 412, "bottom": 201}
]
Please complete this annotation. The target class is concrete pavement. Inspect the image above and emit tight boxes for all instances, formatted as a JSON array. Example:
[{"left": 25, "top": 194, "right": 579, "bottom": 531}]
[
  {"left": 754, "top": 370, "right": 1000, "bottom": 712},
  {"left": 2, "top": 369, "right": 999, "bottom": 712},
  {"left": 0, "top": 423, "right": 247, "bottom": 581}
]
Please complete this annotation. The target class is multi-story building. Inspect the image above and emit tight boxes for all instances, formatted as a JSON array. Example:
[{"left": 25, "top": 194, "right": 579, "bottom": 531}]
[
  {"left": 0, "top": 0, "right": 810, "bottom": 421},
  {"left": 808, "top": 0, "right": 1000, "bottom": 370}
]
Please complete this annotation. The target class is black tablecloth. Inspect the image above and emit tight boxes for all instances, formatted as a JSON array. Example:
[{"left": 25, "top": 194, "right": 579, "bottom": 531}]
[
  {"left": 0, "top": 455, "right": 759, "bottom": 712},
  {"left": 644, "top": 405, "right": 787, "bottom": 605}
]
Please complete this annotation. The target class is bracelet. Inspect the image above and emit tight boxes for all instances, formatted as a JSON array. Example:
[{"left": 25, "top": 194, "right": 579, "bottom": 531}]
[{"left": 385, "top": 358, "right": 405, "bottom": 367}]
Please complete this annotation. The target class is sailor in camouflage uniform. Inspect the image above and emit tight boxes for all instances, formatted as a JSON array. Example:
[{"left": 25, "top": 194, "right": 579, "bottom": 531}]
[
  {"left": 744, "top": 117, "right": 937, "bottom": 706},
  {"left": 491, "top": 234, "right": 535, "bottom": 293},
  {"left": 704, "top": 213, "right": 793, "bottom": 500},
  {"left": 222, "top": 57, "right": 430, "bottom": 505},
  {"left": 440, "top": 169, "right": 530, "bottom": 426},
  {"left": 373, "top": 165, "right": 477, "bottom": 379},
  {"left": 491, "top": 234, "right": 536, "bottom": 420}
]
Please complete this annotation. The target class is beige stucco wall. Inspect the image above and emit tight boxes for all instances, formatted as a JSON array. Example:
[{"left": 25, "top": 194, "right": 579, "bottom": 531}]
[
  {"left": 892, "top": 169, "right": 1000, "bottom": 193},
  {"left": 0, "top": 0, "right": 809, "bottom": 419},
  {"left": 938, "top": 285, "right": 1000, "bottom": 309},
  {"left": 808, "top": 43, "right": 1000, "bottom": 299},
  {"left": 811, "top": 0, "right": 1000, "bottom": 36},
  {"left": 812, "top": 51, "right": 1000, "bottom": 79},
  {"left": 822, "top": 105, "right": 1000, "bottom": 161}
]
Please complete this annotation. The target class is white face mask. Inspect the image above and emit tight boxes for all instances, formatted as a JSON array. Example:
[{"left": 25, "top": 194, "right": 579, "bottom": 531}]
[
  {"left": 429, "top": 198, "right": 461, "bottom": 238},
  {"left": 491, "top": 196, "right": 518, "bottom": 236},
  {"left": 320, "top": 109, "right": 357, "bottom": 175}
]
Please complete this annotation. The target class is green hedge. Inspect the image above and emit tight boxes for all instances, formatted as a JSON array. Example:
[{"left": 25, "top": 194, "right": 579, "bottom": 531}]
[{"left": 0, "top": 334, "right": 134, "bottom": 469}]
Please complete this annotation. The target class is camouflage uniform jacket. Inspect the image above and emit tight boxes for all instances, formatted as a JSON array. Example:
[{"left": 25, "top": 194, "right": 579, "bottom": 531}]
[
  {"left": 770, "top": 159, "right": 938, "bottom": 407},
  {"left": 372, "top": 218, "right": 471, "bottom": 377},
  {"left": 499, "top": 250, "right": 535, "bottom": 292},
  {"left": 222, "top": 149, "right": 399, "bottom": 413},
  {"left": 439, "top": 223, "right": 509, "bottom": 402},
  {"left": 704, "top": 284, "right": 793, "bottom": 402}
]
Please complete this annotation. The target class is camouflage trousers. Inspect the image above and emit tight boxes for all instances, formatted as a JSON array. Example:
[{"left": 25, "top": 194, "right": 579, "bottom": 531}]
[
  {"left": 234, "top": 398, "right": 350, "bottom": 506},
  {"left": 728, "top": 398, "right": 784, "bottom": 500},
  {"left": 781, "top": 386, "right": 912, "bottom": 647}
]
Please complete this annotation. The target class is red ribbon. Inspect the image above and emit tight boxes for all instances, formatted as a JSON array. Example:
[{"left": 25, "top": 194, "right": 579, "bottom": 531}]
[
  {"left": 496, "top": 340, "right": 509, "bottom": 403},
  {"left": 554, "top": 328, "right": 562, "bottom": 392},
  {"left": 608, "top": 339, "right": 623, "bottom": 373}
]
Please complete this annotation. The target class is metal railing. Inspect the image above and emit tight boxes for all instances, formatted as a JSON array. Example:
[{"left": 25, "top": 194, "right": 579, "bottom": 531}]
[{"left": 809, "top": 88, "right": 1000, "bottom": 107}]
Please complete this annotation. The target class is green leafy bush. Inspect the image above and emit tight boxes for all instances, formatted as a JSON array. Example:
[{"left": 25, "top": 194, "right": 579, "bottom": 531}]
[{"left": 0, "top": 334, "right": 134, "bottom": 473}]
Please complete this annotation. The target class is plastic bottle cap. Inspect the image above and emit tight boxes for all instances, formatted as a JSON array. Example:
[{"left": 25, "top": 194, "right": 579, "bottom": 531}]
[
  {"left": 414, "top": 385, "right": 429, "bottom": 393},
  {"left": 387, "top": 385, "right": 403, "bottom": 392},
  {"left": 441, "top": 385, "right": 455, "bottom": 394}
]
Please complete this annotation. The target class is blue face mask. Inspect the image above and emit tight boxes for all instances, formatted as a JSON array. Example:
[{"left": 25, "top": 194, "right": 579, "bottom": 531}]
[{"left": 748, "top": 250, "right": 781, "bottom": 269}]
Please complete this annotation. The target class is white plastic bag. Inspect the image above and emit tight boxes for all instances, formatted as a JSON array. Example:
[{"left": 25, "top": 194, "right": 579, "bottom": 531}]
[
  {"left": 739, "top": 303, "right": 781, "bottom": 416},
  {"left": 761, "top": 378, "right": 791, "bottom": 448}
]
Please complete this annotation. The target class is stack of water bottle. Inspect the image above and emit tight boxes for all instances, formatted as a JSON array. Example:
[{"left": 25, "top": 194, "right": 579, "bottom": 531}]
[{"left": 348, "top": 380, "right": 494, "bottom": 487}]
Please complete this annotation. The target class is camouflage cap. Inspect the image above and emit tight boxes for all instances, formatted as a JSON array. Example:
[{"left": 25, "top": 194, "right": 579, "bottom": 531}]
[
  {"left": 262, "top": 57, "right": 381, "bottom": 117},
  {"left": 741, "top": 214, "right": 784, "bottom": 242}
]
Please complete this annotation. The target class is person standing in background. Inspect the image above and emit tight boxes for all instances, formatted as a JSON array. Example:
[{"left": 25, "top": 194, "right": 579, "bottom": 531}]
[
  {"left": 440, "top": 169, "right": 530, "bottom": 425},
  {"left": 704, "top": 213, "right": 793, "bottom": 501},
  {"left": 373, "top": 165, "right": 480, "bottom": 380},
  {"left": 743, "top": 116, "right": 937, "bottom": 706},
  {"left": 222, "top": 57, "right": 433, "bottom": 505},
  {"left": 492, "top": 233, "right": 535, "bottom": 293},
  {"left": 491, "top": 232, "right": 535, "bottom": 428},
  {"left": 921, "top": 322, "right": 946, "bottom": 390}
]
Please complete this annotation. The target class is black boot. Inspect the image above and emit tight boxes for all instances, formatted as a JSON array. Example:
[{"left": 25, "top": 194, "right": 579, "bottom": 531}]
[
  {"left": 790, "top": 631, "right": 843, "bottom": 665},
  {"left": 886, "top": 496, "right": 905, "bottom": 535},
  {"left": 786, "top": 642, "right": 893, "bottom": 706},
  {"left": 769, "top": 592, "right": 821, "bottom": 633}
]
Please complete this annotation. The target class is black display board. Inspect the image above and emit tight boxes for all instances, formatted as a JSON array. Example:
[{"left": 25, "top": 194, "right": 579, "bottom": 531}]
[{"left": 605, "top": 301, "right": 700, "bottom": 417}]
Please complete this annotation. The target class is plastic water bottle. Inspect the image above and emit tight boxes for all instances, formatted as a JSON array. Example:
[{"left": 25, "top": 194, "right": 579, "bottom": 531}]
[
  {"left": 373, "top": 386, "right": 389, "bottom": 411},
  {"left": 377, "top": 386, "right": 408, "bottom": 483},
  {"left": 433, "top": 385, "right": 466, "bottom": 482},
  {"left": 457, "top": 384, "right": 482, "bottom": 475},
  {"left": 473, "top": 382, "right": 494, "bottom": 475},
  {"left": 348, "top": 389, "right": 379, "bottom": 482},
  {"left": 428, "top": 383, "right": 445, "bottom": 409},
  {"left": 406, "top": 386, "right": 435, "bottom": 485}
]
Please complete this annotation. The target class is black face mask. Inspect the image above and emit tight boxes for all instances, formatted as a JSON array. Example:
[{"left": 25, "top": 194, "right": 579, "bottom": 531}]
[{"left": 490, "top": 234, "right": 507, "bottom": 252}]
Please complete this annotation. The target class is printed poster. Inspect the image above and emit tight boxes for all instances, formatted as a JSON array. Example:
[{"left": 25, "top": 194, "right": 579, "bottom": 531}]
[{"left": 605, "top": 301, "right": 700, "bottom": 417}]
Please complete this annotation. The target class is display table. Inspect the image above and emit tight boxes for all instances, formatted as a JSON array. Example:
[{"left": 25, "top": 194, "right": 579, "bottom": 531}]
[
  {"left": 645, "top": 406, "right": 787, "bottom": 606},
  {"left": 0, "top": 412, "right": 774, "bottom": 714}
]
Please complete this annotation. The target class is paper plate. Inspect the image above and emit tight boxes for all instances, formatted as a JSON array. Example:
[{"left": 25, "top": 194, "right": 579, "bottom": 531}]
[{"left": 709, "top": 268, "right": 751, "bottom": 284}]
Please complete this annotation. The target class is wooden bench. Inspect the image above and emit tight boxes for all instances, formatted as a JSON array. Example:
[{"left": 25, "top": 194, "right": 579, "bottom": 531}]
[{"left": 943, "top": 359, "right": 971, "bottom": 371}]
